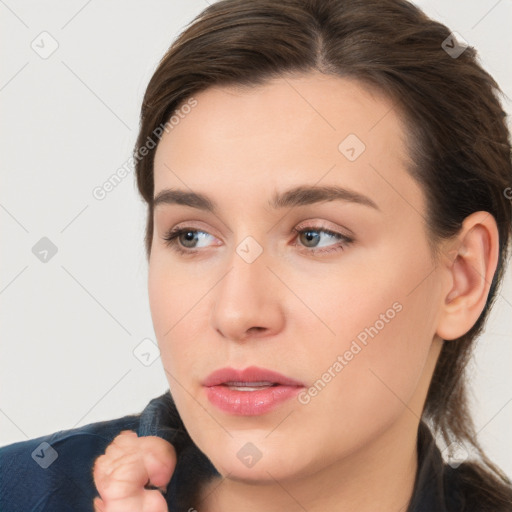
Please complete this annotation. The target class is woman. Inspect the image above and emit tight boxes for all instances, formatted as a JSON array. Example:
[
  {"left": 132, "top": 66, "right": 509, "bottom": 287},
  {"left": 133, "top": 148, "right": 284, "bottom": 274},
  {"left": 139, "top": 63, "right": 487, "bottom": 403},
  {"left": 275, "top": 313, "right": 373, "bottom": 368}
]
[{"left": 1, "top": 0, "right": 511, "bottom": 511}]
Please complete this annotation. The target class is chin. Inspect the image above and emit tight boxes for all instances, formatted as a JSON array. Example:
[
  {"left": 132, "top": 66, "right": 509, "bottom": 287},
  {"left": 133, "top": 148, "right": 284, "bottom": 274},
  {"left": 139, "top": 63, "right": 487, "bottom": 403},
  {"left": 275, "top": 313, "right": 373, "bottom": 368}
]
[
  {"left": 213, "top": 460, "right": 292, "bottom": 484},
  {"left": 203, "top": 440, "right": 310, "bottom": 484}
]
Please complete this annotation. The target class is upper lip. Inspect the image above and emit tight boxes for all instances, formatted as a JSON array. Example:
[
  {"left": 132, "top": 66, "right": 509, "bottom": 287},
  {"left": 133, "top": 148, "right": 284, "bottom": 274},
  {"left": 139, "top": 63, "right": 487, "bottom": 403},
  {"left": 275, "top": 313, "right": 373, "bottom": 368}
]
[{"left": 202, "top": 366, "right": 305, "bottom": 387}]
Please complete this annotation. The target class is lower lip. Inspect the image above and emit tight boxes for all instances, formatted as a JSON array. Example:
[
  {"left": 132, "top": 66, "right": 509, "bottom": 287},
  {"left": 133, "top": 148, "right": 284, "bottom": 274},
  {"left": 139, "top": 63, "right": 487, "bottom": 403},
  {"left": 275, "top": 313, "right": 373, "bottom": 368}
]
[{"left": 204, "top": 385, "right": 303, "bottom": 415}]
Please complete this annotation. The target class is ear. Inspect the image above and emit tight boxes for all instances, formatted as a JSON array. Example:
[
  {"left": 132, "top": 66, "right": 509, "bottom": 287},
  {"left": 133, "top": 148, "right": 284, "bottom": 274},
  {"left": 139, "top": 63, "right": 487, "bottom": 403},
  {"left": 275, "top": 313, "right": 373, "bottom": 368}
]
[{"left": 436, "top": 211, "right": 499, "bottom": 341}]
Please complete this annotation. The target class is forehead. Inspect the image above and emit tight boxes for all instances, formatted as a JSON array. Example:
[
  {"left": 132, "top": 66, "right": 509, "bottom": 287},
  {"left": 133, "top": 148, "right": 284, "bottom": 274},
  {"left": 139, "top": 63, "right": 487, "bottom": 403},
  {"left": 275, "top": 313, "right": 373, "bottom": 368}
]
[{"left": 152, "top": 72, "right": 424, "bottom": 219}]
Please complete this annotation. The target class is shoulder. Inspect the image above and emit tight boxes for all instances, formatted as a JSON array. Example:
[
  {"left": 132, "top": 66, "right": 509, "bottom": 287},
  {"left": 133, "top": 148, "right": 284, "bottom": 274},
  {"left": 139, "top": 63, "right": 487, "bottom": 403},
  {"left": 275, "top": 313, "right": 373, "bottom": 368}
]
[{"left": 0, "top": 413, "right": 140, "bottom": 512}]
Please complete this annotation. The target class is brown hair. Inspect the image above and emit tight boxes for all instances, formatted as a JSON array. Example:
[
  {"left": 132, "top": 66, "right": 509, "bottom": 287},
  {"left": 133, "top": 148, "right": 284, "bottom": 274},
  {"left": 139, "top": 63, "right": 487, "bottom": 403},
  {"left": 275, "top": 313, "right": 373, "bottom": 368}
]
[{"left": 134, "top": 0, "right": 512, "bottom": 506}]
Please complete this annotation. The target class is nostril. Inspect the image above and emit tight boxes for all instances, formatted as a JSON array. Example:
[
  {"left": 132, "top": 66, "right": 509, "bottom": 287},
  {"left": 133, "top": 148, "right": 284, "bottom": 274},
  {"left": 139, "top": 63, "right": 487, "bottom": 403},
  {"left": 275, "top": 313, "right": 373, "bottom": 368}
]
[{"left": 248, "top": 326, "right": 265, "bottom": 334}]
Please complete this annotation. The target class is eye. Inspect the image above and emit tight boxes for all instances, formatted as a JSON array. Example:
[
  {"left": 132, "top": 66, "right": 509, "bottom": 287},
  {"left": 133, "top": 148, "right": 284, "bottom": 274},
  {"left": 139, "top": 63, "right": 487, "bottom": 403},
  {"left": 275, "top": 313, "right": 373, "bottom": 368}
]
[
  {"left": 162, "top": 227, "right": 215, "bottom": 255},
  {"left": 291, "top": 225, "right": 353, "bottom": 255},
  {"left": 161, "top": 224, "right": 354, "bottom": 256}
]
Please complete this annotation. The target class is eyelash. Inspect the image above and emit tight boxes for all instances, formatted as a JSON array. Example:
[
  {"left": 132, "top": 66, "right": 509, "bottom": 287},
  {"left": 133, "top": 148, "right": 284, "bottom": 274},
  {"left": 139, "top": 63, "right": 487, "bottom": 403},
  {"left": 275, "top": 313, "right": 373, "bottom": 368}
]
[{"left": 161, "top": 225, "right": 354, "bottom": 256}]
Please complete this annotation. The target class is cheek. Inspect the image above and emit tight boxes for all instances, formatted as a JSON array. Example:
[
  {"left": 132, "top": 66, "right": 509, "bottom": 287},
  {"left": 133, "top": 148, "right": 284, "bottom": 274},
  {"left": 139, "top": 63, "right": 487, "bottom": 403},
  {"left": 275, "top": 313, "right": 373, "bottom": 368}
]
[
  {"left": 299, "top": 254, "right": 440, "bottom": 439},
  {"left": 148, "top": 260, "right": 183, "bottom": 370},
  {"left": 148, "top": 251, "right": 195, "bottom": 339},
  {"left": 148, "top": 261, "right": 170, "bottom": 339},
  {"left": 148, "top": 259, "right": 210, "bottom": 386}
]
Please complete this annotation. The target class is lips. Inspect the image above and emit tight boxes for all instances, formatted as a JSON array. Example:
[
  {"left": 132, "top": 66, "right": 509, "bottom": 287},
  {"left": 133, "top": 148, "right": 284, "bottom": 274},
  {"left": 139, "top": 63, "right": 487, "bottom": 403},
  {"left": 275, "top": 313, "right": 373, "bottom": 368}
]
[
  {"left": 202, "top": 366, "right": 305, "bottom": 416},
  {"left": 202, "top": 365, "right": 304, "bottom": 387}
]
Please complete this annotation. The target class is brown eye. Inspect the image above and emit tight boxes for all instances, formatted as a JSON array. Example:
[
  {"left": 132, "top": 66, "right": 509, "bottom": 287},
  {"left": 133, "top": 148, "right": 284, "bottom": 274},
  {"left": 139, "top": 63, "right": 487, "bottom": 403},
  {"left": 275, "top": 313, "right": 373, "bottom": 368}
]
[
  {"left": 298, "top": 229, "right": 322, "bottom": 248},
  {"left": 292, "top": 226, "right": 354, "bottom": 255},
  {"left": 177, "top": 230, "right": 200, "bottom": 248},
  {"left": 162, "top": 227, "right": 215, "bottom": 254}
]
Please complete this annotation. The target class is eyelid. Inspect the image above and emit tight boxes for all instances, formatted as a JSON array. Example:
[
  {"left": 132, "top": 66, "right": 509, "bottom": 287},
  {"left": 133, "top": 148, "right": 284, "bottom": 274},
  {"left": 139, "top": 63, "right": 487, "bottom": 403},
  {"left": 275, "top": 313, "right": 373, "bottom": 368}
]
[
  {"left": 161, "top": 220, "right": 355, "bottom": 256},
  {"left": 161, "top": 220, "right": 221, "bottom": 241},
  {"left": 294, "top": 220, "right": 354, "bottom": 239}
]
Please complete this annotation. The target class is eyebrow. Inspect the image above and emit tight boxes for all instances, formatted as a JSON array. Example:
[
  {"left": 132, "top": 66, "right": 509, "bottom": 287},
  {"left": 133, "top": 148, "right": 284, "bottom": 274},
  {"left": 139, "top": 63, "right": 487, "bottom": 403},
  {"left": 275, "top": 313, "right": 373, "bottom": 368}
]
[{"left": 153, "top": 185, "right": 380, "bottom": 213}]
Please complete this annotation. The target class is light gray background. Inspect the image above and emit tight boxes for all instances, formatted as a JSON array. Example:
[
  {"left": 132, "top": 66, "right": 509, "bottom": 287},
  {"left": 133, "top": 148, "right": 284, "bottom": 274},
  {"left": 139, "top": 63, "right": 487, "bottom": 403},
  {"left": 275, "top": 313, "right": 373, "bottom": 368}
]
[{"left": 1, "top": 0, "right": 511, "bottom": 479}]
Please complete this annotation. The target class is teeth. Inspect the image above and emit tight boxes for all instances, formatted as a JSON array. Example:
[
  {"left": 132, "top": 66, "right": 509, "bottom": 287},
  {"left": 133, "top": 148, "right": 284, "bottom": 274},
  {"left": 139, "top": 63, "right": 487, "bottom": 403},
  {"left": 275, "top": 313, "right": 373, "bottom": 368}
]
[
  {"left": 223, "top": 381, "right": 276, "bottom": 391},
  {"left": 227, "top": 385, "right": 273, "bottom": 391},
  {"left": 224, "top": 381, "right": 275, "bottom": 386}
]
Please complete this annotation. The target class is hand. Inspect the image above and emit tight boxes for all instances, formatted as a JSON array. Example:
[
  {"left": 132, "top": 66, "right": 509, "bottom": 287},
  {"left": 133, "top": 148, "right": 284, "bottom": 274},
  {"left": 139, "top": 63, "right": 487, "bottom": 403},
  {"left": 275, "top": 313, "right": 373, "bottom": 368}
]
[{"left": 92, "top": 429, "right": 177, "bottom": 512}]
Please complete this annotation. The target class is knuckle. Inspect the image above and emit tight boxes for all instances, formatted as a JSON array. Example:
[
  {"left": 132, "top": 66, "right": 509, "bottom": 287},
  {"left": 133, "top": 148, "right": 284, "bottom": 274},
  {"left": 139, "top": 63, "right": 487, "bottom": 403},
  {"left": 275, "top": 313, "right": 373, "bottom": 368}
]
[
  {"left": 103, "top": 453, "right": 146, "bottom": 488},
  {"left": 115, "top": 430, "right": 138, "bottom": 443},
  {"left": 93, "top": 454, "right": 108, "bottom": 475},
  {"left": 106, "top": 431, "right": 138, "bottom": 452},
  {"left": 104, "top": 443, "right": 120, "bottom": 457}
]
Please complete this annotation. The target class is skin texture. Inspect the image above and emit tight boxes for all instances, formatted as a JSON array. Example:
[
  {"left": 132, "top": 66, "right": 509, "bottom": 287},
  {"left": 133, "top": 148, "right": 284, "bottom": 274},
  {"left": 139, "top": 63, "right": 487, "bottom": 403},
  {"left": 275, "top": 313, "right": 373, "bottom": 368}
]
[{"left": 143, "top": 71, "right": 499, "bottom": 512}]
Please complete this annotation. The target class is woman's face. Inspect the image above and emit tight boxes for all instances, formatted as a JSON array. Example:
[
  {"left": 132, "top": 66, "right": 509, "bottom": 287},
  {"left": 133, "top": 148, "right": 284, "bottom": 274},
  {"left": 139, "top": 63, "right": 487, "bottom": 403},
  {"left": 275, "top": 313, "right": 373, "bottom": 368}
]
[{"left": 148, "top": 71, "right": 446, "bottom": 482}]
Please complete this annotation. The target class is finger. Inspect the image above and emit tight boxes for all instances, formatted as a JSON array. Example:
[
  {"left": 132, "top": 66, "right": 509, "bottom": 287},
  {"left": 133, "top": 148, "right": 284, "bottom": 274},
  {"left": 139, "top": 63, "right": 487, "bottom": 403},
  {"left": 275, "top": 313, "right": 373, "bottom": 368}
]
[
  {"left": 119, "top": 430, "right": 138, "bottom": 436},
  {"left": 96, "top": 441, "right": 175, "bottom": 497},
  {"left": 104, "top": 430, "right": 171, "bottom": 463},
  {"left": 92, "top": 434, "right": 176, "bottom": 504},
  {"left": 138, "top": 437, "right": 177, "bottom": 487},
  {"left": 112, "top": 430, "right": 138, "bottom": 443},
  {"left": 93, "top": 454, "right": 111, "bottom": 489},
  {"left": 141, "top": 489, "right": 169, "bottom": 512},
  {"left": 105, "top": 430, "right": 139, "bottom": 453},
  {"left": 95, "top": 455, "right": 150, "bottom": 501},
  {"left": 93, "top": 496, "right": 105, "bottom": 512},
  {"left": 143, "top": 452, "right": 176, "bottom": 487},
  {"left": 102, "top": 433, "right": 140, "bottom": 468},
  {"left": 96, "top": 431, "right": 143, "bottom": 479}
]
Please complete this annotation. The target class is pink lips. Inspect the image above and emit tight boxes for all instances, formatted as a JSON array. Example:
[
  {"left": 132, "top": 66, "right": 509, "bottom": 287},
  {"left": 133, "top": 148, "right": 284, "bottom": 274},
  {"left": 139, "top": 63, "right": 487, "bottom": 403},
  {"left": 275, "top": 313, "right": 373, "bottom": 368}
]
[
  {"left": 202, "top": 365, "right": 304, "bottom": 387},
  {"left": 202, "top": 366, "right": 305, "bottom": 416}
]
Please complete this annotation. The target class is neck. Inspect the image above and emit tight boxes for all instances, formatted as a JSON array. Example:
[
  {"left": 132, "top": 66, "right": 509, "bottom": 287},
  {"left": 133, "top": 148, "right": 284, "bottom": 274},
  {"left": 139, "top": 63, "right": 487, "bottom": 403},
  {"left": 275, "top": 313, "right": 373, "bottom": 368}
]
[{"left": 195, "top": 414, "right": 420, "bottom": 512}]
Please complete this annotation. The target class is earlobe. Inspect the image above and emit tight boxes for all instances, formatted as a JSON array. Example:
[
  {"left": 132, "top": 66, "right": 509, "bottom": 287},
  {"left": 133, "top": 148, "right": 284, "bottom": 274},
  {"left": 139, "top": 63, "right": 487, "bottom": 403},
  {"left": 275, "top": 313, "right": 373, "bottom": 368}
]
[{"left": 435, "top": 211, "right": 499, "bottom": 341}]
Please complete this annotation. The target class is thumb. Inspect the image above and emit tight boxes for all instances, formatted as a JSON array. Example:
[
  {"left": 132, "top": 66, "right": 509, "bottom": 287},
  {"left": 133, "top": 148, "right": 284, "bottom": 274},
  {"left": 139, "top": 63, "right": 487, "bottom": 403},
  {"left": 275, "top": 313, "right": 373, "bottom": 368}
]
[{"left": 140, "top": 436, "right": 177, "bottom": 490}]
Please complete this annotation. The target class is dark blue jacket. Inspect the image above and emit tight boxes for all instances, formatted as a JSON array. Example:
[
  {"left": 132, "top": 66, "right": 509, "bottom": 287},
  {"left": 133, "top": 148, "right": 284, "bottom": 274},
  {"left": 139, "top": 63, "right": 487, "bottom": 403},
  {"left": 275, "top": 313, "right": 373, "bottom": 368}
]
[{"left": 0, "top": 390, "right": 508, "bottom": 511}]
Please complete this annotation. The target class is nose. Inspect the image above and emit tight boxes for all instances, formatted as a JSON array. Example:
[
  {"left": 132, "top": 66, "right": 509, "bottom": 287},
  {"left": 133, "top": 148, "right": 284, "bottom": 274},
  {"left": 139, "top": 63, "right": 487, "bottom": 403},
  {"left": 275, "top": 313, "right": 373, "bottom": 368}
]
[{"left": 210, "top": 245, "right": 285, "bottom": 343}]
